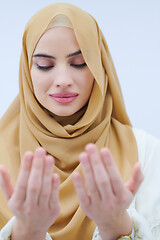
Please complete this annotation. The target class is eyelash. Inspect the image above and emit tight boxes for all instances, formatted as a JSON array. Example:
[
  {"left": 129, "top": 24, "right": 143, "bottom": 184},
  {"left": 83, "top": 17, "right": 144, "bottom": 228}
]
[
  {"left": 36, "top": 63, "right": 87, "bottom": 71},
  {"left": 70, "top": 63, "right": 87, "bottom": 68},
  {"left": 36, "top": 65, "right": 53, "bottom": 70}
]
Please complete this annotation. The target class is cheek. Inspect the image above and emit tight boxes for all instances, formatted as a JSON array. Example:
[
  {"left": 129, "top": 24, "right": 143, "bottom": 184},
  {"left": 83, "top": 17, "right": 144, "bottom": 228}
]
[
  {"left": 75, "top": 68, "right": 94, "bottom": 85},
  {"left": 31, "top": 70, "right": 52, "bottom": 96},
  {"left": 82, "top": 71, "right": 94, "bottom": 92}
]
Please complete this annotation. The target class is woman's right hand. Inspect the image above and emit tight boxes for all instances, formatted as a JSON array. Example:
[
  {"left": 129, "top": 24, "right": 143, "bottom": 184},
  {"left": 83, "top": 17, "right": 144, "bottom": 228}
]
[{"left": 0, "top": 147, "right": 60, "bottom": 240}]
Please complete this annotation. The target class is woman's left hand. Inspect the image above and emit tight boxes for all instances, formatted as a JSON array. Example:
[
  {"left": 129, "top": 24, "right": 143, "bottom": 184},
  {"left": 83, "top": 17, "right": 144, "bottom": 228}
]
[{"left": 72, "top": 144, "right": 144, "bottom": 240}]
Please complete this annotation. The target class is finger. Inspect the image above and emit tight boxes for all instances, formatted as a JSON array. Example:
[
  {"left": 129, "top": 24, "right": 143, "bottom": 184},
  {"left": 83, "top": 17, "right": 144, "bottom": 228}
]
[
  {"left": 49, "top": 173, "right": 60, "bottom": 210},
  {"left": 100, "top": 148, "right": 125, "bottom": 198},
  {"left": 39, "top": 155, "right": 54, "bottom": 208},
  {"left": 0, "top": 165, "right": 14, "bottom": 200},
  {"left": 79, "top": 152, "right": 101, "bottom": 201},
  {"left": 125, "top": 163, "right": 144, "bottom": 195},
  {"left": 26, "top": 147, "right": 45, "bottom": 205},
  {"left": 12, "top": 152, "right": 33, "bottom": 206},
  {"left": 72, "top": 172, "right": 90, "bottom": 209},
  {"left": 85, "top": 144, "right": 112, "bottom": 201}
]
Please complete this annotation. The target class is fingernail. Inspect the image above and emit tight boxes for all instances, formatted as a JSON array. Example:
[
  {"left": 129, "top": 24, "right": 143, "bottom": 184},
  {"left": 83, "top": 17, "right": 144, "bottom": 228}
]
[
  {"left": 46, "top": 158, "right": 53, "bottom": 167},
  {"left": 86, "top": 144, "right": 96, "bottom": 154},
  {"left": 35, "top": 148, "right": 45, "bottom": 158},
  {"left": 79, "top": 153, "right": 88, "bottom": 164}
]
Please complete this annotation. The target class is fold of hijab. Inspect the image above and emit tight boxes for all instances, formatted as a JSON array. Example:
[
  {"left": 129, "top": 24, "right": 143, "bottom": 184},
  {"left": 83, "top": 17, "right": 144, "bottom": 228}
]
[{"left": 0, "top": 3, "right": 138, "bottom": 240}]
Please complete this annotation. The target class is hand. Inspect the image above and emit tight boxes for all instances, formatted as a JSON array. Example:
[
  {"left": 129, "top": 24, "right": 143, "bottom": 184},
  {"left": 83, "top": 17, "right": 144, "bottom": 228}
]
[
  {"left": 72, "top": 144, "right": 144, "bottom": 240},
  {"left": 0, "top": 147, "right": 60, "bottom": 239}
]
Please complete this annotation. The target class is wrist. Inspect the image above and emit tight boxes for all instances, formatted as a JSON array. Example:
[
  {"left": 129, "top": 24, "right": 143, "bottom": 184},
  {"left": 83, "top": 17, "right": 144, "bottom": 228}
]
[
  {"left": 11, "top": 219, "right": 47, "bottom": 240},
  {"left": 97, "top": 211, "right": 132, "bottom": 240}
]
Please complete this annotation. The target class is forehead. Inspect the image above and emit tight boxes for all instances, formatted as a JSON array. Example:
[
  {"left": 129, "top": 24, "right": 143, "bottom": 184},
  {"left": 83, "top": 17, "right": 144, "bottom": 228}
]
[{"left": 34, "top": 27, "right": 79, "bottom": 53}]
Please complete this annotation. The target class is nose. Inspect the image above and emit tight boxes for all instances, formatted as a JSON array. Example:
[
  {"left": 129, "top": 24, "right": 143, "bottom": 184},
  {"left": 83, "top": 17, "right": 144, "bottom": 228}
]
[{"left": 54, "top": 66, "right": 73, "bottom": 88}]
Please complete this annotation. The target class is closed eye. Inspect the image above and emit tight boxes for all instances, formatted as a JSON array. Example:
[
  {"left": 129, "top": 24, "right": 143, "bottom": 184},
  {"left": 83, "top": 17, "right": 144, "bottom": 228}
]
[
  {"left": 70, "top": 63, "right": 87, "bottom": 68},
  {"left": 36, "top": 63, "right": 86, "bottom": 70},
  {"left": 36, "top": 64, "right": 54, "bottom": 70}
]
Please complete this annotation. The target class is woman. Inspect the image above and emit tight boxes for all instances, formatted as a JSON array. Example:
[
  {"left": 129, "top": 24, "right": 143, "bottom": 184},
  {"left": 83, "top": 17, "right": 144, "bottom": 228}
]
[{"left": 0, "top": 3, "right": 159, "bottom": 240}]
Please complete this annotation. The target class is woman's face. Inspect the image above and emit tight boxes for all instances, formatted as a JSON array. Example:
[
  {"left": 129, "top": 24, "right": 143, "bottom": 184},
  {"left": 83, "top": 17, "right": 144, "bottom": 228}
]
[{"left": 31, "top": 27, "right": 94, "bottom": 117}]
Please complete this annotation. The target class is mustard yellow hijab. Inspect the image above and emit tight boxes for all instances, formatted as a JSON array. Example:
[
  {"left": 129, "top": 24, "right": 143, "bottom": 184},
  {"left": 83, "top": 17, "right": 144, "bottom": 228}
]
[{"left": 0, "top": 3, "right": 138, "bottom": 240}]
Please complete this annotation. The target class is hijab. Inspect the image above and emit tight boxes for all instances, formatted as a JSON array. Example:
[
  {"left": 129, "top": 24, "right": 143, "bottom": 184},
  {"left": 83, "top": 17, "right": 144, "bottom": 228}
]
[{"left": 0, "top": 3, "right": 138, "bottom": 240}]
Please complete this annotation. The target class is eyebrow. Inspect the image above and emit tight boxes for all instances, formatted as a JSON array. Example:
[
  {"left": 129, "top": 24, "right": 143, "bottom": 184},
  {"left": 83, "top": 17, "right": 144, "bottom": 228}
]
[{"left": 32, "top": 50, "right": 81, "bottom": 59}]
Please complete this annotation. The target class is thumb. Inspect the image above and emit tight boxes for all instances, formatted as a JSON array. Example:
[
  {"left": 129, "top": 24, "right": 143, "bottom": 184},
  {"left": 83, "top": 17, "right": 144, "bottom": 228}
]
[
  {"left": 125, "top": 163, "right": 144, "bottom": 196},
  {"left": 0, "top": 165, "right": 14, "bottom": 200}
]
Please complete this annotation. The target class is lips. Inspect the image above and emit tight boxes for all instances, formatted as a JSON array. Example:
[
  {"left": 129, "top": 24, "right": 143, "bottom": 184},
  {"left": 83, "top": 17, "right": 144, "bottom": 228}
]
[
  {"left": 49, "top": 92, "right": 78, "bottom": 103},
  {"left": 49, "top": 92, "right": 78, "bottom": 98}
]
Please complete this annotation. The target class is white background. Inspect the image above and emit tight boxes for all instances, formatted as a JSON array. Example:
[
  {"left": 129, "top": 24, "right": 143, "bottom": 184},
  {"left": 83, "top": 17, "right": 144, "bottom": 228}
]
[{"left": 0, "top": 0, "right": 160, "bottom": 138}]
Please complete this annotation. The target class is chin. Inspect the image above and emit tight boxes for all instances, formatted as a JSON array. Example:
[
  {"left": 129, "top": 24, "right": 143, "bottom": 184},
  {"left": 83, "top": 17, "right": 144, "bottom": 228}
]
[{"left": 54, "top": 111, "right": 76, "bottom": 117}]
